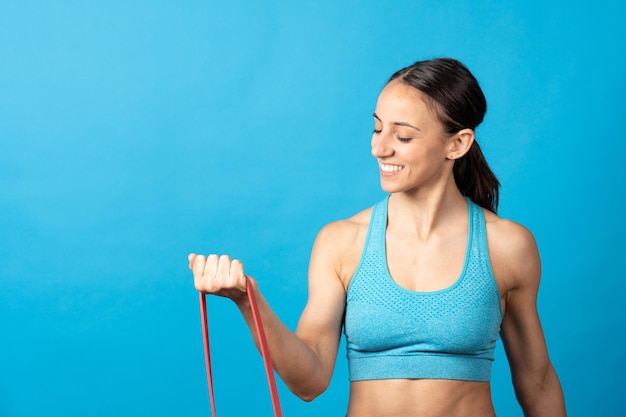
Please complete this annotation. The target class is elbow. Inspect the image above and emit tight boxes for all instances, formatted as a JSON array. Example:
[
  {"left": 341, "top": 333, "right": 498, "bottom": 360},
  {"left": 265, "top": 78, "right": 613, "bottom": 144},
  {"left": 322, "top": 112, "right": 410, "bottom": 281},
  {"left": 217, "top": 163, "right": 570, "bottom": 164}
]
[
  {"left": 281, "top": 348, "right": 334, "bottom": 402},
  {"left": 295, "top": 390, "right": 324, "bottom": 403},
  {"left": 516, "top": 362, "right": 556, "bottom": 393},
  {"left": 291, "top": 380, "right": 329, "bottom": 402},
  {"left": 512, "top": 363, "right": 565, "bottom": 412},
  {"left": 296, "top": 392, "right": 318, "bottom": 403}
]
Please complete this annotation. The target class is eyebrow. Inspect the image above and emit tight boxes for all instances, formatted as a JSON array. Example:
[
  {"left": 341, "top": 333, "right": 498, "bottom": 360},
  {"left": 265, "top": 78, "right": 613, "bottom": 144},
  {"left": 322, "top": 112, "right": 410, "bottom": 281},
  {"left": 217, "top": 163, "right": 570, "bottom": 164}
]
[{"left": 373, "top": 113, "right": 421, "bottom": 131}]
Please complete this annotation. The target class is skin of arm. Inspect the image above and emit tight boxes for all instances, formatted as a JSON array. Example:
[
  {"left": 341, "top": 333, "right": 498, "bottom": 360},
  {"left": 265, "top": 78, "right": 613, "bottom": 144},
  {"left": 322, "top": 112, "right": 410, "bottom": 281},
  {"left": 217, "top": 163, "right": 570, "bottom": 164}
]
[
  {"left": 489, "top": 217, "right": 567, "bottom": 417},
  {"left": 189, "top": 221, "right": 349, "bottom": 401}
]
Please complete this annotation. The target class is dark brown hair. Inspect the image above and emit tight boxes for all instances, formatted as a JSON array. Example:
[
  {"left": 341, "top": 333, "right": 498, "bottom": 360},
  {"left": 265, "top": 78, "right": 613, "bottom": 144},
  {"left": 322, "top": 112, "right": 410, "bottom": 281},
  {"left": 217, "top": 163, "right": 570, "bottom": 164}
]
[{"left": 388, "top": 58, "right": 500, "bottom": 213}]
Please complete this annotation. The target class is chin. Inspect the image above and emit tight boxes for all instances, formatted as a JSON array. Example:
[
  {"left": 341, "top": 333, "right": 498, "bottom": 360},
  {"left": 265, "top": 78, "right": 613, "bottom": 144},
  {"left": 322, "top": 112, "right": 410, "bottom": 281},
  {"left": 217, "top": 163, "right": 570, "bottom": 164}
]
[
  {"left": 379, "top": 181, "right": 404, "bottom": 194},
  {"left": 379, "top": 180, "right": 419, "bottom": 195}
]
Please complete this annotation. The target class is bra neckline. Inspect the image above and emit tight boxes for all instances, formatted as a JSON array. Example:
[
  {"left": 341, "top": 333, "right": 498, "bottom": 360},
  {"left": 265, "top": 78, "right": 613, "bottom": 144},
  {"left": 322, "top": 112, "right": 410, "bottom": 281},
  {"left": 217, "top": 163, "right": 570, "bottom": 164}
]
[{"left": 380, "top": 196, "right": 473, "bottom": 295}]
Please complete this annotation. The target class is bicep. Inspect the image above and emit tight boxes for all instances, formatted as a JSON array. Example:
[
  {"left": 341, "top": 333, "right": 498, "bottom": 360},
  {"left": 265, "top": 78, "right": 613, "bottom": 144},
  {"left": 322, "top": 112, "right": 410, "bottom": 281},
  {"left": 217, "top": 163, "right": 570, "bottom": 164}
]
[{"left": 295, "top": 224, "right": 347, "bottom": 379}]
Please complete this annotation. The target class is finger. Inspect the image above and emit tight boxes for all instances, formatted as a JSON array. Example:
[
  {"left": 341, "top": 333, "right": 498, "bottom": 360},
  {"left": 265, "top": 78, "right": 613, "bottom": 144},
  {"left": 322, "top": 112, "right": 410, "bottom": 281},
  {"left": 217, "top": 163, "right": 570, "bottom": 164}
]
[
  {"left": 192, "top": 255, "right": 206, "bottom": 290},
  {"left": 203, "top": 254, "right": 219, "bottom": 282},
  {"left": 230, "top": 259, "right": 247, "bottom": 291},
  {"left": 216, "top": 254, "right": 232, "bottom": 286},
  {"left": 188, "top": 253, "right": 197, "bottom": 270}
]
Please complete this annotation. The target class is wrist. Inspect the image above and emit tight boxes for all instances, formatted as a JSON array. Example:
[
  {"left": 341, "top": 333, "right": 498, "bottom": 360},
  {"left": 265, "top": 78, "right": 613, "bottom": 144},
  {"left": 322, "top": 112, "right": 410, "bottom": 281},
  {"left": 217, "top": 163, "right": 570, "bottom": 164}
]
[{"left": 234, "top": 276, "right": 258, "bottom": 309}]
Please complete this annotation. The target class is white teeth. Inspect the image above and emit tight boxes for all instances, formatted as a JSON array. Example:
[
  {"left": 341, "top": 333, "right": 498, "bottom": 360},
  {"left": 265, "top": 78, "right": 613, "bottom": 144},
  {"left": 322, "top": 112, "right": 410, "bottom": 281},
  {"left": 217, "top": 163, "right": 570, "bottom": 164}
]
[{"left": 380, "top": 163, "right": 403, "bottom": 173}]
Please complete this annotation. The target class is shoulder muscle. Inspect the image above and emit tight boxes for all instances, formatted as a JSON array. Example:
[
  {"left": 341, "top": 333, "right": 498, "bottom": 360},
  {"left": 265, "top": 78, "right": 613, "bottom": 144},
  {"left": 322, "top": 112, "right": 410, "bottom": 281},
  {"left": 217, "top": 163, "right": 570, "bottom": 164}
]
[{"left": 484, "top": 210, "right": 541, "bottom": 296}]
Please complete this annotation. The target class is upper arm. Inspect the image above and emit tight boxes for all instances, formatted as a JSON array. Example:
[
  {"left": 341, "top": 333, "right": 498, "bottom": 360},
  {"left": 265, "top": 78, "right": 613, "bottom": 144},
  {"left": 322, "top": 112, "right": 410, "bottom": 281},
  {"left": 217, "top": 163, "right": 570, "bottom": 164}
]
[
  {"left": 494, "top": 222, "right": 553, "bottom": 391},
  {"left": 294, "top": 221, "right": 350, "bottom": 383}
]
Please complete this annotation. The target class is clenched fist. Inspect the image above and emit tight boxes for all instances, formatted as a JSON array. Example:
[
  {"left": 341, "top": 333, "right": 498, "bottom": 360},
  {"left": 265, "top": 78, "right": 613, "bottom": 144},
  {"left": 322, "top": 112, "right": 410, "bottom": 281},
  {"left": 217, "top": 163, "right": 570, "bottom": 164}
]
[{"left": 188, "top": 253, "right": 249, "bottom": 302}]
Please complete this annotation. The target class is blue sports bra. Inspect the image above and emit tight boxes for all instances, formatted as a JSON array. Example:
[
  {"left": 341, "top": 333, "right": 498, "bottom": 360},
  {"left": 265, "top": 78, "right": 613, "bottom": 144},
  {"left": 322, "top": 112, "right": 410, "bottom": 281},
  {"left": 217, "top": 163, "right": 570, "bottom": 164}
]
[{"left": 344, "top": 197, "right": 503, "bottom": 382}]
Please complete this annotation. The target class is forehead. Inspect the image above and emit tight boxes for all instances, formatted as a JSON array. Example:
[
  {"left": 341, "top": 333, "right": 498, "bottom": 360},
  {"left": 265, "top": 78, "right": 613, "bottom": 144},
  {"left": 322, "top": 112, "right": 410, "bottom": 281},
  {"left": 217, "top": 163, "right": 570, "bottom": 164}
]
[{"left": 375, "top": 80, "right": 439, "bottom": 124}]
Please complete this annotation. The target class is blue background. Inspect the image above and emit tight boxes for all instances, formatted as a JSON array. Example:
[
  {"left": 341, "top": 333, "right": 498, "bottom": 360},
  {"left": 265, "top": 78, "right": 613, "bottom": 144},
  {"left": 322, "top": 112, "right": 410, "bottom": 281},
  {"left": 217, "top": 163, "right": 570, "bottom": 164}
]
[{"left": 1, "top": 1, "right": 624, "bottom": 416}]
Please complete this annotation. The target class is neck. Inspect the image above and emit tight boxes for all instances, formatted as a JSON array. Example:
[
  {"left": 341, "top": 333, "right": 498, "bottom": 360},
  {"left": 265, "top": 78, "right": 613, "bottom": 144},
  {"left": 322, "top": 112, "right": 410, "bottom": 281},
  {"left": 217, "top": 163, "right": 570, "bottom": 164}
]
[{"left": 387, "top": 187, "right": 468, "bottom": 241}]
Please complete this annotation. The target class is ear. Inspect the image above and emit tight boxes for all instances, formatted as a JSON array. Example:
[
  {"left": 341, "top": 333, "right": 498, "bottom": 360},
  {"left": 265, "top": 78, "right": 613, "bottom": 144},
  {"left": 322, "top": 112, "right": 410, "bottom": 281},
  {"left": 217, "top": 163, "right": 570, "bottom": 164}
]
[{"left": 446, "top": 128, "right": 475, "bottom": 160}]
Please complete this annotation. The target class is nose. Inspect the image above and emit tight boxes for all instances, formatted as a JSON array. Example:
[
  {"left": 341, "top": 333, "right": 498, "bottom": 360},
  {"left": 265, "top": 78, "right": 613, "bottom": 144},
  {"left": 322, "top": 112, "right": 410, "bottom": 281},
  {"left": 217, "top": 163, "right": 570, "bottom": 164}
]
[{"left": 371, "top": 132, "right": 393, "bottom": 159}]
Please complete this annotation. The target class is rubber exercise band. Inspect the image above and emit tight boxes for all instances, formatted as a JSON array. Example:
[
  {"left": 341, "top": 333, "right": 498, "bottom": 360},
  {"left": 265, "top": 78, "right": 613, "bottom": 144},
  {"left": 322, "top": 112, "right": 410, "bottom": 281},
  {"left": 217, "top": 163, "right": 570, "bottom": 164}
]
[{"left": 199, "top": 278, "right": 283, "bottom": 416}]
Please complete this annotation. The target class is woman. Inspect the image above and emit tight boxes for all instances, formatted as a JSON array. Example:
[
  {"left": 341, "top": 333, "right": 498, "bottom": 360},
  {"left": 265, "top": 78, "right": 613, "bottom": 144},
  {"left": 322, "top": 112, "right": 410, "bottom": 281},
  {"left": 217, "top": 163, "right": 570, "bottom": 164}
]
[{"left": 189, "top": 58, "right": 566, "bottom": 416}]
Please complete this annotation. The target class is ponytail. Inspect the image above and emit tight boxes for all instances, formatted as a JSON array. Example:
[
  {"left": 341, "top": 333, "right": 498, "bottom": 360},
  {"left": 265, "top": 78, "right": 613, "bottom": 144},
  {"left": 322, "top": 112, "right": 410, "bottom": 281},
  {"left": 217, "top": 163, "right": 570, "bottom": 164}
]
[{"left": 453, "top": 141, "right": 500, "bottom": 213}]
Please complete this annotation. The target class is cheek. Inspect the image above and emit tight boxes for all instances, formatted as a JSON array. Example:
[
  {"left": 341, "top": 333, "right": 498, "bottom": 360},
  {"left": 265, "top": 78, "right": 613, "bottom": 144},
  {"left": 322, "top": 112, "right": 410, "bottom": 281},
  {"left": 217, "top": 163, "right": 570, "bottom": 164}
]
[{"left": 403, "top": 145, "right": 444, "bottom": 166}]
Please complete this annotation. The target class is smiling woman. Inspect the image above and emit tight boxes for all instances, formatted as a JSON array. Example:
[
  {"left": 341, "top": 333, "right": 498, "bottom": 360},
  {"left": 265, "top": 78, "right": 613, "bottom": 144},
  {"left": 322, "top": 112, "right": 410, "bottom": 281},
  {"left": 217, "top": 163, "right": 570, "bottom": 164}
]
[
  {"left": 189, "top": 58, "right": 567, "bottom": 417},
  {"left": 373, "top": 58, "right": 500, "bottom": 212}
]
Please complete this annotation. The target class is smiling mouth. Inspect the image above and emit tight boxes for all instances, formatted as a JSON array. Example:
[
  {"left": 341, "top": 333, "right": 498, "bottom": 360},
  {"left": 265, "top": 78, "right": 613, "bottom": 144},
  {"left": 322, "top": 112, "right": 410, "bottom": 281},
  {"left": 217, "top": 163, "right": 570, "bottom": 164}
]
[{"left": 379, "top": 163, "right": 404, "bottom": 173}]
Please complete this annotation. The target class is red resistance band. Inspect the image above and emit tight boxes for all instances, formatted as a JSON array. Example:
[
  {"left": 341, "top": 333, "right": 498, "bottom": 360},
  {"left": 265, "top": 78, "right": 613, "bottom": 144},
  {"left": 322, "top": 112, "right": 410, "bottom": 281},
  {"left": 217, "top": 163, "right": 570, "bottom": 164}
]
[{"left": 199, "top": 278, "right": 283, "bottom": 417}]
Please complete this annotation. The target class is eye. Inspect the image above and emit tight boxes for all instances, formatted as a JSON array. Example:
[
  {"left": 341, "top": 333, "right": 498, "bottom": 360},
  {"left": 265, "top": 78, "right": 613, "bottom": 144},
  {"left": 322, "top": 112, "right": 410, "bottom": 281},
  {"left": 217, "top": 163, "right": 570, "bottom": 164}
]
[
  {"left": 372, "top": 128, "right": 382, "bottom": 134},
  {"left": 397, "top": 137, "right": 413, "bottom": 143}
]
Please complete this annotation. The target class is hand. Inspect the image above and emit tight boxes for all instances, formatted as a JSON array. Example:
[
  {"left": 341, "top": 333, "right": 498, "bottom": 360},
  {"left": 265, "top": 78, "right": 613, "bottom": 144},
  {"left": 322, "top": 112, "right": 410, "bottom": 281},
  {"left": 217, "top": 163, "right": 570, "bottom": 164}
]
[{"left": 188, "top": 253, "right": 248, "bottom": 302}]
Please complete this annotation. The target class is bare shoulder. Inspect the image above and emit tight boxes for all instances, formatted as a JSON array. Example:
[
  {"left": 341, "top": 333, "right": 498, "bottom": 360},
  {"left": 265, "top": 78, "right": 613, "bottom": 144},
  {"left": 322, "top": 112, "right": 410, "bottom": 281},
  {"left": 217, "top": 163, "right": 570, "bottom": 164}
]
[
  {"left": 316, "top": 207, "right": 372, "bottom": 245},
  {"left": 483, "top": 210, "right": 538, "bottom": 258},
  {"left": 310, "top": 206, "right": 373, "bottom": 289},
  {"left": 483, "top": 209, "right": 541, "bottom": 294}
]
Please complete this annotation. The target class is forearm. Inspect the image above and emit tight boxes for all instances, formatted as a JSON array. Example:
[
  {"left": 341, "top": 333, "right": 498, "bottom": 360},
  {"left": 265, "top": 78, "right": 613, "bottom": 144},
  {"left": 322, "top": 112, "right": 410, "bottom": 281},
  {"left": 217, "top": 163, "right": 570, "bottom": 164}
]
[
  {"left": 516, "top": 364, "right": 566, "bottom": 417},
  {"left": 189, "top": 252, "right": 342, "bottom": 401},
  {"left": 235, "top": 282, "right": 332, "bottom": 401}
]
